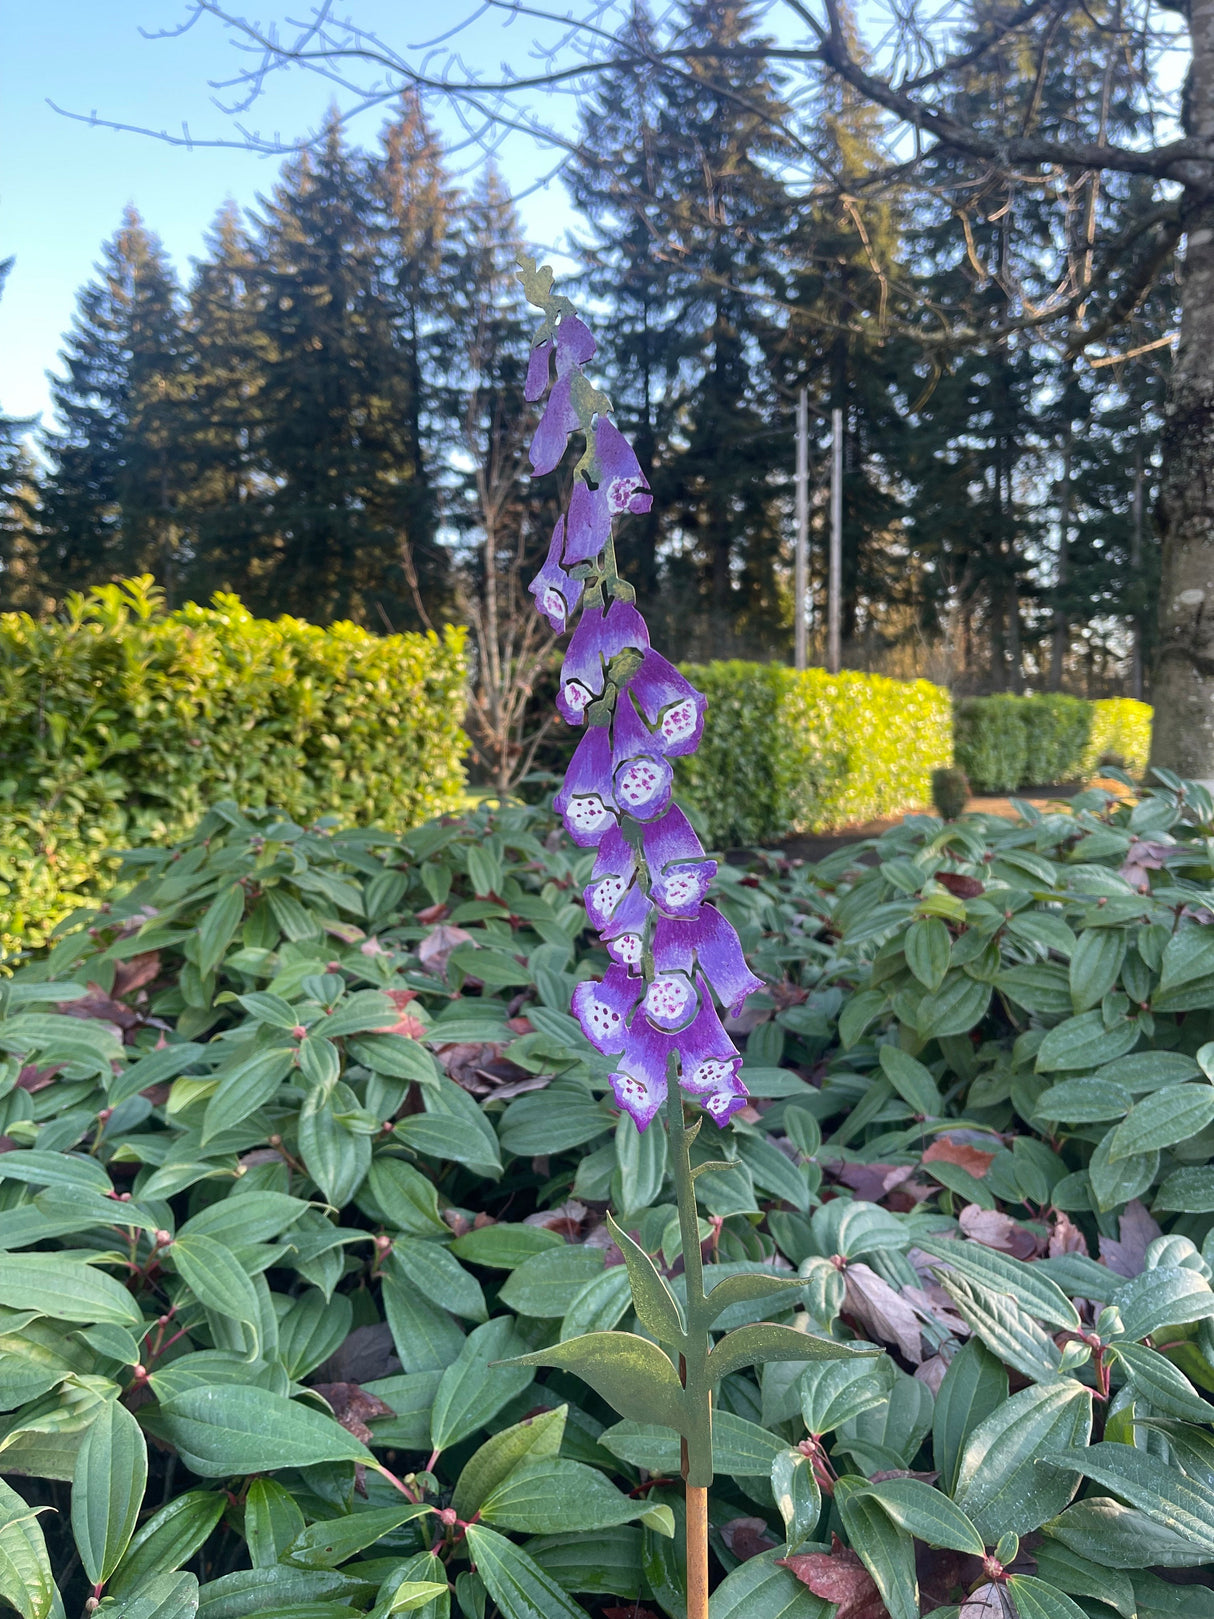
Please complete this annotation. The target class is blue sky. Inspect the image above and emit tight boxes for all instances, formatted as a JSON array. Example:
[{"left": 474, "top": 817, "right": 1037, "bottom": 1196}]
[{"left": 0, "top": 2, "right": 587, "bottom": 429}]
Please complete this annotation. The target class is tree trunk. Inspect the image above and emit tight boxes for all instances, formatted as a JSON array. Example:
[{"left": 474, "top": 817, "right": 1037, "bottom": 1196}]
[{"left": 1150, "top": 0, "right": 1214, "bottom": 778}]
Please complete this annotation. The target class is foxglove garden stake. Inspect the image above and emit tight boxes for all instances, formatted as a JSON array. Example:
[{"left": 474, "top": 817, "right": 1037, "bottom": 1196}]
[{"left": 504, "top": 258, "right": 865, "bottom": 1619}]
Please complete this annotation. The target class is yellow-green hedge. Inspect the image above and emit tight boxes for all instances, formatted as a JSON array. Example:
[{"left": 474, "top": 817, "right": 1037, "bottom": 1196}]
[
  {"left": 677, "top": 662, "right": 952, "bottom": 846},
  {"left": 0, "top": 578, "right": 467, "bottom": 954},
  {"left": 953, "top": 693, "right": 1152, "bottom": 793}
]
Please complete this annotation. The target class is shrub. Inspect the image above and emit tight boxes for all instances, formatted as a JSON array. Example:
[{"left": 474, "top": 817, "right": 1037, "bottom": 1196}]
[
  {"left": 0, "top": 578, "right": 468, "bottom": 954},
  {"left": 931, "top": 764, "right": 970, "bottom": 819},
  {"left": 678, "top": 661, "right": 952, "bottom": 845},
  {"left": 955, "top": 691, "right": 1152, "bottom": 792},
  {"left": 8, "top": 779, "right": 1214, "bottom": 1613}
]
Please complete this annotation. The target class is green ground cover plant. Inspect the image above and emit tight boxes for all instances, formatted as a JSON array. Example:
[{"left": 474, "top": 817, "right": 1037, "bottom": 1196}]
[
  {"left": 0, "top": 578, "right": 468, "bottom": 954},
  {"left": 954, "top": 696, "right": 1152, "bottom": 794},
  {"left": 3, "top": 773, "right": 1214, "bottom": 1618}
]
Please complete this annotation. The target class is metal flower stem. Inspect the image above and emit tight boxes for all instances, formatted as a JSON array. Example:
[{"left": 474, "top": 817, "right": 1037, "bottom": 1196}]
[{"left": 666, "top": 1079, "right": 714, "bottom": 1619}]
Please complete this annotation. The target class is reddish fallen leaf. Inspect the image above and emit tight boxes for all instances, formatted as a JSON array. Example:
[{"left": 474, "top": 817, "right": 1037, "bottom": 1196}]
[
  {"left": 844, "top": 1261, "right": 923, "bottom": 1363},
  {"left": 1099, "top": 1198, "right": 1161, "bottom": 1278},
  {"left": 311, "top": 1381, "right": 394, "bottom": 1445},
  {"left": 1119, "top": 840, "right": 1173, "bottom": 892},
  {"left": 415, "top": 902, "right": 450, "bottom": 925},
  {"left": 936, "top": 872, "right": 985, "bottom": 899},
  {"left": 923, "top": 1139, "right": 996, "bottom": 1178},
  {"left": 112, "top": 951, "right": 161, "bottom": 999},
  {"left": 1048, "top": 1212, "right": 1089, "bottom": 1258},
  {"left": 17, "top": 1063, "right": 62, "bottom": 1093},
  {"left": 506, "top": 1015, "right": 534, "bottom": 1034},
  {"left": 526, "top": 1200, "right": 588, "bottom": 1239},
  {"left": 378, "top": 1013, "right": 428, "bottom": 1040},
  {"left": 914, "top": 1353, "right": 951, "bottom": 1395},
  {"left": 962, "top": 1582, "right": 1015, "bottom": 1619},
  {"left": 417, "top": 924, "right": 473, "bottom": 975},
  {"left": 959, "top": 1204, "right": 1042, "bottom": 1260},
  {"left": 780, "top": 1540, "right": 886, "bottom": 1619},
  {"left": 720, "top": 1517, "right": 778, "bottom": 1561}
]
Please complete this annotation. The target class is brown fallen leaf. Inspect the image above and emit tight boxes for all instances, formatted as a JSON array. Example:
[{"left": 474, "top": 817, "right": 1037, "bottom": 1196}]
[
  {"left": 962, "top": 1582, "right": 1016, "bottom": 1619},
  {"left": 314, "top": 1323, "right": 400, "bottom": 1384},
  {"left": 417, "top": 924, "right": 473, "bottom": 976},
  {"left": 844, "top": 1261, "right": 923, "bottom": 1363},
  {"left": 311, "top": 1381, "right": 394, "bottom": 1445},
  {"left": 959, "top": 1204, "right": 1042, "bottom": 1260},
  {"left": 923, "top": 1139, "right": 996, "bottom": 1178},
  {"left": 936, "top": 872, "right": 985, "bottom": 899},
  {"left": 112, "top": 951, "right": 161, "bottom": 999},
  {"left": 1099, "top": 1198, "right": 1161, "bottom": 1278},
  {"left": 779, "top": 1539, "right": 886, "bottom": 1619},
  {"left": 415, "top": 902, "right": 450, "bottom": 925},
  {"left": 1048, "top": 1212, "right": 1089, "bottom": 1258},
  {"left": 719, "top": 1517, "right": 778, "bottom": 1561}
]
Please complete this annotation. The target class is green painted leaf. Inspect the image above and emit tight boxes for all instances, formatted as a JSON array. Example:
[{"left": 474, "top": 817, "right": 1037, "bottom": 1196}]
[
  {"left": 707, "top": 1323, "right": 869, "bottom": 1384},
  {"left": 605, "top": 1214, "right": 685, "bottom": 1345},
  {"left": 71, "top": 1397, "right": 148, "bottom": 1584}
]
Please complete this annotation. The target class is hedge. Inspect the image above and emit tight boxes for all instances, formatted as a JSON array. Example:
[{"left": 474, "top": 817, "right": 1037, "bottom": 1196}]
[
  {"left": 678, "top": 661, "right": 952, "bottom": 845},
  {"left": 953, "top": 692, "right": 1152, "bottom": 792},
  {"left": 0, "top": 578, "right": 467, "bottom": 954}
]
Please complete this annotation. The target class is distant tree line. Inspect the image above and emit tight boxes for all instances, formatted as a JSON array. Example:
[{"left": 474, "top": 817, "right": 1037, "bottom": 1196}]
[{"left": 0, "top": 0, "right": 1178, "bottom": 694}]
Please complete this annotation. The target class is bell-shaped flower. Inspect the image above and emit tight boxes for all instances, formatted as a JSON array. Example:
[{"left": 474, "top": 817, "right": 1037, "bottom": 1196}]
[
  {"left": 530, "top": 371, "right": 580, "bottom": 476},
  {"left": 608, "top": 981, "right": 747, "bottom": 1132},
  {"left": 553, "top": 726, "right": 618, "bottom": 847},
  {"left": 584, "top": 825, "right": 638, "bottom": 932},
  {"left": 644, "top": 806, "right": 717, "bottom": 918},
  {"left": 525, "top": 338, "right": 554, "bottom": 402},
  {"left": 528, "top": 516, "right": 582, "bottom": 632},
  {"left": 653, "top": 905, "right": 764, "bottom": 1017},
  {"left": 627, "top": 651, "right": 706, "bottom": 756},
  {"left": 555, "top": 312, "right": 596, "bottom": 370},
  {"left": 557, "top": 600, "right": 650, "bottom": 725},
  {"left": 641, "top": 968, "right": 700, "bottom": 1032},
  {"left": 562, "top": 479, "right": 612, "bottom": 567},
  {"left": 602, "top": 881, "right": 652, "bottom": 971},
  {"left": 572, "top": 963, "right": 642, "bottom": 1055},
  {"left": 595, "top": 417, "right": 652, "bottom": 515},
  {"left": 611, "top": 697, "right": 673, "bottom": 823}
]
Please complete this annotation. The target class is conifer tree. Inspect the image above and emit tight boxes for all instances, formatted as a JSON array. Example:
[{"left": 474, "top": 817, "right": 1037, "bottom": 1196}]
[{"left": 40, "top": 209, "right": 185, "bottom": 596}]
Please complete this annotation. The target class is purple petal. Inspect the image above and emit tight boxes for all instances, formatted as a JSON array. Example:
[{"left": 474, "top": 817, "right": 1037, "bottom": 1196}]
[
  {"left": 555, "top": 312, "right": 596, "bottom": 371},
  {"left": 528, "top": 516, "right": 582, "bottom": 632},
  {"left": 594, "top": 417, "right": 652, "bottom": 515},
  {"left": 676, "top": 988, "right": 748, "bottom": 1126},
  {"left": 602, "top": 882, "right": 652, "bottom": 971},
  {"left": 563, "top": 479, "right": 612, "bottom": 567},
  {"left": 572, "top": 964, "right": 641, "bottom": 1054},
  {"left": 644, "top": 808, "right": 717, "bottom": 917},
  {"left": 530, "top": 372, "right": 580, "bottom": 476},
  {"left": 610, "top": 1031, "right": 668, "bottom": 1132},
  {"left": 611, "top": 698, "right": 673, "bottom": 822},
  {"left": 641, "top": 969, "right": 699, "bottom": 1032},
  {"left": 525, "top": 338, "right": 554, "bottom": 402},
  {"left": 553, "top": 727, "right": 617, "bottom": 847},
  {"left": 651, "top": 858, "right": 716, "bottom": 918},
  {"left": 558, "top": 601, "right": 650, "bottom": 725},
  {"left": 654, "top": 906, "right": 764, "bottom": 1016},
  {"left": 585, "top": 825, "right": 638, "bottom": 931},
  {"left": 627, "top": 651, "right": 706, "bottom": 756}
]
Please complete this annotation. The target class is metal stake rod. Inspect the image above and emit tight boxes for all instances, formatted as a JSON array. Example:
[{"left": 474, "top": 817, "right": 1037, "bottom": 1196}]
[
  {"left": 829, "top": 405, "right": 843, "bottom": 675},
  {"left": 795, "top": 387, "right": 809, "bottom": 671}
]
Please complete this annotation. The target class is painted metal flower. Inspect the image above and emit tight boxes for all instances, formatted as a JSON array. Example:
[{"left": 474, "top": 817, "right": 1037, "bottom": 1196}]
[{"left": 519, "top": 256, "right": 761, "bottom": 1130}]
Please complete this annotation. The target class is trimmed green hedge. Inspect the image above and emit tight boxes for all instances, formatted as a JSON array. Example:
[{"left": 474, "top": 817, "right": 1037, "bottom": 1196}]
[
  {"left": 678, "top": 662, "right": 952, "bottom": 846},
  {"left": 0, "top": 578, "right": 467, "bottom": 953},
  {"left": 954, "top": 693, "right": 1152, "bottom": 793}
]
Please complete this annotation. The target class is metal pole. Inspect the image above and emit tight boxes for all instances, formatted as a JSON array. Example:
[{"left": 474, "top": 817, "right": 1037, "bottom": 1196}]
[
  {"left": 795, "top": 387, "right": 809, "bottom": 671},
  {"left": 1131, "top": 442, "right": 1145, "bottom": 701},
  {"left": 829, "top": 405, "right": 843, "bottom": 675}
]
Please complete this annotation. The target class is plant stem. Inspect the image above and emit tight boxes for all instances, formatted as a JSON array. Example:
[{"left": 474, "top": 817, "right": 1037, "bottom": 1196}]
[{"left": 666, "top": 1080, "right": 713, "bottom": 1619}]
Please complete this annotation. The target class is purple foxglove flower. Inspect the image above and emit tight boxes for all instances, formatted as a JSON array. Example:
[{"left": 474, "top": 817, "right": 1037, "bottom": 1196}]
[
  {"left": 644, "top": 807, "right": 717, "bottom": 918},
  {"left": 585, "top": 825, "right": 638, "bottom": 932},
  {"left": 525, "top": 338, "right": 553, "bottom": 402},
  {"left": 556, "top": 312, "right": 596, "bottom": 370},
  {"left": 530, "top": 371, "right": 580, "bottom": 476},
  {"left": 595, "top": 417, "right": 653, "bottom": 515},
  {"left": 528, "top": 516, "right": 582, "bottom": 632},
  {"left": 558, "top": 600, "right": 650, "bottom": 725},
  {"left": 572, "top": 964, "right": 642, "bottom": 1054},
  {"left": 562, "top": 479, "right": 612, "bottom": 567},
  {"left": 611, "top": 697, "right": 674, "bottom": 821},
  {"left": 607, "top": 982, "right": 747, "bottom": 1132},
  {"left": 627, "top": 651, "right": 706, "bottom": 756},
  {"left": 602, "top": 881, "right": 653, "bottom": 971},
  {"left": 553, "top": 727, "right": 618, "bottom": 847},
  {"left": 654, "top": 906, "right": 765, "bottom": 1017},
  {"left": 641, "top": 968, "right": 699, "bottom": 1032}
]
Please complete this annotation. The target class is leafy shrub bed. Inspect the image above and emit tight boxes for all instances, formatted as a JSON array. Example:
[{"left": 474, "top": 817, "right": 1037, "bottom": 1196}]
[
  {"left": 5, "top": 775, "right": 1214, "bottom": 1617},
  {"left": 954, "top": 694, "right": 1152, "bottom": 793},
  {"left": 679, "top": 662, "right": 952, "bottom": 845},
  {"left": 0, "top": 578, "right": 468, "bottom": 954}
]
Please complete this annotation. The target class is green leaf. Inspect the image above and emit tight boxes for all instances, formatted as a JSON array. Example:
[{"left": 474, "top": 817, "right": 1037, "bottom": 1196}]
[
  {"left": 836, "top": 1477, "right": 919, "bottom": 1619},
  {"left": 431, "top": 1317, "right": 534, "bottom": 1452},
  {"left": 0, "top": 1254, "right": 144, "bottom": 1326},
  {"left": 916, "top": 973, "right": 991, "bottom": 1040},
  {"left": 1044, "top": 1498, "right": 1209, "bottom": 1569},
  {"left": 452, "top": 1405, "right": 567, "bottom": 1521},
  {"left": 523, "top": 1528, "right": 643, "bottom": 1600},
  {"left": 1110, "top": 1342, "right": 1214, "bottom": 1421},
  {"left": 1107, "top": 1085, "right": 1214, "bottom": 1160},
  {"left": 1158, "top": 925, "right": 1214, "bottom": 996},
  {"left": 199, "top": 884, "right": 245, "bottom": 978},
  {"left": 605, "top": 1214, "right": 685, "bottom": 1345},
  {"left": 1035, "top": 1079, "right": 1133, "bottom": 1124},
  {"left": 479, "top": 1457, "right": 645, "bottom": 1534},
  {"left": 940, "top": 1275, "right": 1064, "bottom": 1386},
  {"left": 614, "top": 1114, "right": 667, "bottom": 1214},
  {"left": 559, "top": 1267, "right": 633, "bottom": 1341},
  {"left": 706, "top": 1324, "right": 868, "bottom": 1384},
  {"left": 879, "top": 1046, "right": 942, "bottom": 1115},
  {"left": 1155, "top": 1167, "right": 1214, "bottom": 1212},
  {"left": 194, "top": 1563, "right": 364, "bottom": 1616},
  {"left": 800, "top": 1356, "right": 895, "bottom": 1436},
  {"left": 397, "top": 1077, "right": 501, "bottom": 1178},
  {"left": 156, "top": 1385, "right": 370, "bottom": 1476},
  {"left": 1069, "top": 930, "right": 1127, "bottom": 1012},
  {"left": 0, "top": 1148, "right": 113, "bottom": 1194},
  {"left": 0, "top": 1478, "right": 56, "bottom": 1619},
  {"left": 388, "top": 1241, "right": 486, "bottom": 1322},
  {"left": 282, "top": 1503, "right": 432, "bottom": 1569},
  {"left": 242, "top": 1479, "right": 306, "bottom": 1568},
  {"left": 382, "top": 1274, "right": 465, "bottom": 1374},
  {"left": 108, "top": 1490, "right": 223, "bottom": 1595},
  {"left": 170, "top": 1234, "right": 262, "bottom": 1353},
  {"left": 914, "top": 1237, "right": 1080, "bottom": 1329},
  {"left": 1109, "top": 1267, "right": 1214, "bottom": 1340},
  {"left": 449, "top": 1226, "right": 563, "bottom": 1270},
  {"left": 497, "top": 1245, "right": 605, "bottom": 1318},
  {"left": 348, "top": 1034, "right": 440, "bottom": 1085},
  {"left": 953, "top": 1380, "right": 1092, "bottom": 1540},
  {"left": 202, "top": 1049, "right": 295, "bottom": 1143},
  {"left": 106, "top": 1571, "right": 200, "bottom": 1619},
  {"left": 179, "top": 1192, "right": 311, "bottom": 1247},
  {"left": 277, "top": 1289, "right": 354, "bottom": 1381},
  {"left": 1042, "top": 1444, "right": 1214, "bottom": 1555},
  {"left": 905, "top": 917, "right": 952, "bottom": 993},
  {"left": 709, "top": 1547, "right": 831, "bottom": 1619},
  {"left": 464, "top": 1525, "right": 586, "bottom": 1619},
  {"left": 299, "top": 1083, "right": 371, "bottom": 1207},
  {"left": 366, "top": 1160, "right": 450, "bottom": 1238},
  {"left": 933, "top": 1339, "right": 1008, "bottom": 1495},
  {"left": 1006, "top": 1575, "right": 1092, "bottom": 1619},
  {"left": 855, "top": 1476, "right": 985, "bottom": 1556},
  {"left": 1031, "top": 1541, "right": 1136, "bottom": 1618},
  {"left": 771, "top": 1448, "right": 822, "bottom": 1549},
  {"left": 702, "top": 1269, "right": 808, "bottom": 1326},
  {"left": 501, "top": 1331, "right": 686, "bottom": 1435},
  {"left": 1036, "top": 1011, "right": 1139, "bottom": 1073},
  {"left": 71, "top": 1397, "right": 148, "bottom": 1585},
  {"left": 1088, "top": 1130, "right": 1160, "bottom": 1212}
]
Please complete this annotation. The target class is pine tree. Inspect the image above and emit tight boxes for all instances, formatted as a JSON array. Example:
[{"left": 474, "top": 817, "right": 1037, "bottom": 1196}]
[
  {"left": 0, "top": 258, "right": 48, "bottom": 614},
  {"left": 40, "top": 209, "right": 185, "bottom": 596}
]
